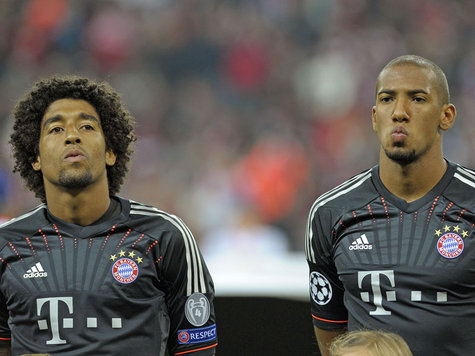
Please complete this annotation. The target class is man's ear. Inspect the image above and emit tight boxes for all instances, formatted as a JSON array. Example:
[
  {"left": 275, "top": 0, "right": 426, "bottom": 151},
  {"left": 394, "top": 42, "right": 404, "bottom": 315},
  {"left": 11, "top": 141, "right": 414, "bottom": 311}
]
[
  {"left": 371, "top": 106, "right": 377, "bottom": 132},
  {"left": 439, "top": 103, "right": 456, "bottom": 131},
  {"left": 106, "top": 150, "right": 117, "bottom": 166},
  {"left": 32, "top": 156, "right": 41, "bottom": 171}
]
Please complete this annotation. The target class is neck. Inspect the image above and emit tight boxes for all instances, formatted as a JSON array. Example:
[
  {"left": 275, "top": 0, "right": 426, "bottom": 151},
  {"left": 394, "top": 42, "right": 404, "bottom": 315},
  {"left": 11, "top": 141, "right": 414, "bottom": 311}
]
[
  {"left": 45, "top": 183, "right": 111, "bottom": 226},
  {"left": 378, "top": 150, "right": 447, "bottom": 203}
]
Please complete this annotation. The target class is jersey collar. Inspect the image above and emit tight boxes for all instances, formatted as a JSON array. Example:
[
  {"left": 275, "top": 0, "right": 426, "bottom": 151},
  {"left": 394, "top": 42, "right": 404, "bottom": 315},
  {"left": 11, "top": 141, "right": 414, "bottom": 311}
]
[
  {"left": 45, "top": 196, "right": 129, "bottom": 238},
  {"left": 371, "top": 160, "right": 457, "bottom": 213}
]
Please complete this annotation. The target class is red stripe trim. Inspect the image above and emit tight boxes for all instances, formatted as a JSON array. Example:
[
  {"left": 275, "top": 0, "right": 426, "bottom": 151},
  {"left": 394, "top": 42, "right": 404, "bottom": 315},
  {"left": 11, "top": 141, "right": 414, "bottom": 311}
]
[
  {"left": 0, "top": 337, "right": 11, "bottom": 340},
  {"left": 312, "top": 314, "right": 348, "bottom": 323},
  {"left": 175, "top": 343, "right": 218, "bottom": 355}
]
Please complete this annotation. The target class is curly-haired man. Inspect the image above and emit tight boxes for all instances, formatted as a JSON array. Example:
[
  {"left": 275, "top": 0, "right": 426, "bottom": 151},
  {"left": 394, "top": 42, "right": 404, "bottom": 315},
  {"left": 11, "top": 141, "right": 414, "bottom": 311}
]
[{"left": 0, "top": 76, "right": 217, "bottom": 356}]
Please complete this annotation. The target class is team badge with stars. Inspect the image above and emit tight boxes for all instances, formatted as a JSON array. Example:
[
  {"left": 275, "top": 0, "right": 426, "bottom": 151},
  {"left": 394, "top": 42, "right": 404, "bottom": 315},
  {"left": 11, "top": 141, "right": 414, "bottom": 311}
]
[
  {"left": 110, "top": 250, "right": 144, "bottom": 284},
  {"left": 435, "top": 224, "right": 466, "bottom": 259}
]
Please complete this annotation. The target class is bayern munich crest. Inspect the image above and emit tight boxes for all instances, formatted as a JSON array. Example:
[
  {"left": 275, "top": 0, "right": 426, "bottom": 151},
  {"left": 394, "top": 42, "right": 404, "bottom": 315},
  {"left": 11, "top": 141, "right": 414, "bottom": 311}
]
[
  {"left": 437, "top": 232, "right": 464, "bottom": 259},
  {"left": 112, "top": 258, "right": 139, "bottom": 284}
]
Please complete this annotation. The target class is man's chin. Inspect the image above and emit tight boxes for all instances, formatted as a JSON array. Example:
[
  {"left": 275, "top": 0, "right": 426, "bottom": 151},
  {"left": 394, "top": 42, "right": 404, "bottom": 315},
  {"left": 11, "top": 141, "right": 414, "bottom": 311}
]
[
  {"left": 384, "top": 148, "right": 418, "bottom": 165},
  {"left": 58, "top": 171, "right": 93, "bottom": 189}
]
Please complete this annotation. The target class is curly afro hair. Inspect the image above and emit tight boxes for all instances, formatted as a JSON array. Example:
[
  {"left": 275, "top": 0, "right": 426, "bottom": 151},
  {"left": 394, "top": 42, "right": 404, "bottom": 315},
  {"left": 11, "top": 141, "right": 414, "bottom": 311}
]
[{"left": 10, "top": 75, "right": 136, "bottom": 203}]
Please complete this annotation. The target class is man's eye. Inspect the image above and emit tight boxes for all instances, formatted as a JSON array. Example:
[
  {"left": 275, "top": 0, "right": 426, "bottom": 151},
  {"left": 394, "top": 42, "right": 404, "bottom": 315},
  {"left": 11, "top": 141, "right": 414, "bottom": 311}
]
[
  {"left": 380, "top": 96, "right": 392, "bottom": 103},
  {"left": 81, "top": 124, "right": 94, "bottom": 130},
  {"left": 413, "top": 97, "right": 426, "bottom": 102},
  {"left": 49, "top": 127, "right": 63, "bottom": 133}
]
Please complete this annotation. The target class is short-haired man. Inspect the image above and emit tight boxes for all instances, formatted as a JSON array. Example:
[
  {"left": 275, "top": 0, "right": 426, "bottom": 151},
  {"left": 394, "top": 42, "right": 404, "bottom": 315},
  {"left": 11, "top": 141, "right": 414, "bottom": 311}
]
[{"left": 306, "top": 55, "right": 474, "bottom": 356}]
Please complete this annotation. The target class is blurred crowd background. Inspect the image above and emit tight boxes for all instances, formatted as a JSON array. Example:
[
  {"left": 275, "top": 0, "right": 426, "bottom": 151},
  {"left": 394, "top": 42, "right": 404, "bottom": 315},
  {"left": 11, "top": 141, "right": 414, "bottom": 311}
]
[{"left": 0, "top": 0, "right": 473, "bottom": 257}]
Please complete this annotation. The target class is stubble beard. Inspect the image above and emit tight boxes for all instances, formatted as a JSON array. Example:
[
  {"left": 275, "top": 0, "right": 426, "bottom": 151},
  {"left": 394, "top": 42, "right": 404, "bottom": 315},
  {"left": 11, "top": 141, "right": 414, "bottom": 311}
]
[
  {"left": 384, "top": 140, "right": 430, "bottom": 166},
  {"left": 384, "top": 147, "right": 419, "bottom": 166},
  {"left": 58, "top": 168, "right": 93, "bottom": 189}
]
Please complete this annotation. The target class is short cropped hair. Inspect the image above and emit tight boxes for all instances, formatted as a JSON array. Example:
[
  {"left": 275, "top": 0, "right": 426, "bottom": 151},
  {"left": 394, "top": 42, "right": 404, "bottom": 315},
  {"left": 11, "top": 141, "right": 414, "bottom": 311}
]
[
  {"left": 10, "top": 75, "right": 136, "bottom": 203},
  {"left": 330, "top": 330, "right": 413, "bottom": 356},
  {"left": 377, "top": 54, "right": 450, "bottom": 105}
]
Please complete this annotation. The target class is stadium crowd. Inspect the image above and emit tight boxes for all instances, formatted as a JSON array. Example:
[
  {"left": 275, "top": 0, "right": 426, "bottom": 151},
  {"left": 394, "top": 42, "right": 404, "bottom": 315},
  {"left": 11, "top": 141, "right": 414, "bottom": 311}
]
[{"left": 0, "top": 0, "right": 473, "bottom": 252}]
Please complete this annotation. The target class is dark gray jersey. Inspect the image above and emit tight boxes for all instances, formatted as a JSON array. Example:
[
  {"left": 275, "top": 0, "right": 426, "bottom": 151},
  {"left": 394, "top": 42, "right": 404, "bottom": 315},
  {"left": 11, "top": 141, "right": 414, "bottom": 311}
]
[
  {"left": 306, "top": 161, "right": 475, "bottom": 356},
  {"left": 0, "top": 197, "right": 217, "bottom": 355}
]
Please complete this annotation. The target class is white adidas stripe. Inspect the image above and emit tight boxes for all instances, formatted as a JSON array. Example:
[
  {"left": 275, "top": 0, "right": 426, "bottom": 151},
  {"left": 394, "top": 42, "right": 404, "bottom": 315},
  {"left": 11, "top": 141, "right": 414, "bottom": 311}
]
[
  {"left": 26, "top": 262, "right": 45, "bottom": 274},
  {"left": 361, "top": 234, "right": 369, "bottom": 244},
  {"left": 305, "top": 170, "right": 372, "bottom": 263},
  {"left": 310, "top": 169, "right": 372, "bottom": 210},
  {"left": 454, "top": 173, "right": 475, "bottom": 189},
  {"left": 130, "top": 202, "right": 206, "bottom": 295},
  {"left": 456, "top": 165, "right": 475, "bottom": 180},
  {"left": 0, "top": 204, "right": 46, "bottom": 229},
  {"left": 27, "top": 262, "right": 45, "bottom": 274},
  {"left": 455, "top": 166, "right": 475, "bottom": 188},
  {"left": 36, "top": 262, "right": 45, "bottom": 272}
]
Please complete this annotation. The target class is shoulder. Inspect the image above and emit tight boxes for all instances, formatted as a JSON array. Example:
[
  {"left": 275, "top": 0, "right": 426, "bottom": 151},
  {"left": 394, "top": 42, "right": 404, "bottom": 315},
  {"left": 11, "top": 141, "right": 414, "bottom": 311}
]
[
  {"left": 0, "top": 204, "right": 47, "bottom": 233},
  {"left": 124, "top": 198, "right": 194, "bottom": 242},
  {"left": 445, "top": 163, "right": 475, "bottom": 211},
  {"left": 0, "top": 204, "right": 47, "bottom": 249},
  {"left": 308, "top": 167, "right": 377, "bottom": 222}
]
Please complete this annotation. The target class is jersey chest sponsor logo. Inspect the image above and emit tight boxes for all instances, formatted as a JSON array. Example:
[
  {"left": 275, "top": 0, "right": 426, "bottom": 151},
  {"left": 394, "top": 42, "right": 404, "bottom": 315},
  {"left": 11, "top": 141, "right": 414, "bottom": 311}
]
[
  {"left": 435, "top": 225, "right": 467, "bottom": 259},
  {"left": 109, "top": 250, "right": 143, "bottom": 284},
  {"left": 358, "top": 270, "right": 450, "bottom": 316},
  {"left": 36, "top": 296, "right": 124, "bottom": 345}
]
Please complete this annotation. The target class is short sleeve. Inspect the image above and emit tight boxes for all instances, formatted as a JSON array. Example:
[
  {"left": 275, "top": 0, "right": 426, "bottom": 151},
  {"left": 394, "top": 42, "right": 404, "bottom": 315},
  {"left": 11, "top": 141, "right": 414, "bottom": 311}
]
[
  {"left": 0, "top": 290, "right": 11, "bottom": 345},
  {"left": 158, "top": 217, "right": 217, "bottom": 356},
  {"left": 306, "top": 205, "right": 348, "bottom": 330}
]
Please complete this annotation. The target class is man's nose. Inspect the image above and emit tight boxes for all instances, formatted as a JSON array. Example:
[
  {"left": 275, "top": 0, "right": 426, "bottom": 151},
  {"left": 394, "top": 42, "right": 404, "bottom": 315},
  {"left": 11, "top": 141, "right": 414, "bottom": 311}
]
[
  {"left": 65, "top": 126, "right": 81, "bottom": 145},
  {"left": 392, "top": 99, "right": 409, "bottom": 122}
]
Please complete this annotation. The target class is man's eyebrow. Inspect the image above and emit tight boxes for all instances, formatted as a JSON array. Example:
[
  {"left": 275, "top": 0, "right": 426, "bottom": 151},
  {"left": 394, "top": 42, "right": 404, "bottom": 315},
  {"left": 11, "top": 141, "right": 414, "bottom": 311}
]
[
  {"left": 42, "top": 115, "right": 62, "bottom": 130},
  {"left": 42, "top": 113, "right": 100, "bottom": 130},
  {"left": 377, "top": 89, "right": 395, "bottom": 96},
  {"left": 407, "top": 89, "right": 429, "bottom": 95},
  {"left": 79, "top": 113, "right": 100, "bottom": 123},
  {"left": 377, "top": 89, "right": 429, "bottom": 96}
]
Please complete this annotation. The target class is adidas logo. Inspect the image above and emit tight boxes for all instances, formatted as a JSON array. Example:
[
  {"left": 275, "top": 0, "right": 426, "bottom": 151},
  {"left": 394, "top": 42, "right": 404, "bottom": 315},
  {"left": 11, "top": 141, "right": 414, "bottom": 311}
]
[
  {"left": 23, "top": 262, "right": 48, "bottom": 278},
  {"left": 349, "top": 234, "right": 372, "bottom": 250}
]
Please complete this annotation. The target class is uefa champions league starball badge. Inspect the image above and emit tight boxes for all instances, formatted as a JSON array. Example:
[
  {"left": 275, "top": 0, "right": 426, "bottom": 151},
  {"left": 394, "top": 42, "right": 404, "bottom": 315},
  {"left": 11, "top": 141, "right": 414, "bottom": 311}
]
[{"left": 310, "top": 272, "right": 332, "bottom": 305}]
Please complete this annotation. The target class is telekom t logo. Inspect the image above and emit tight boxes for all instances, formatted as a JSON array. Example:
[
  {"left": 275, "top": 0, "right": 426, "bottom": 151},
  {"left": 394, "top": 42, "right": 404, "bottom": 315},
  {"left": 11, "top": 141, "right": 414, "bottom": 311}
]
[
  {"left": 37, "top": 297, "right": 73, "bottom": 345},
  {"left": 358, "top": 270, "right": 396, "bottom": 316},
  {"left": 36, "top": 296, "right": 123, "bottom": 345}
]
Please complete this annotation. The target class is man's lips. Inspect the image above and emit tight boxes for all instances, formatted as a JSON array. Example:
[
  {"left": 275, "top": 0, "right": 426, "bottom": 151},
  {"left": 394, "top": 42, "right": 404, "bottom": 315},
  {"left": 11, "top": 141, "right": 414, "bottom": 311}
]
[
  {"left": 64, "top": 149, "right": 86, "bottom": 162},
  {"left": 391, "top": 127, "right": 408, "bottom": 141}
]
